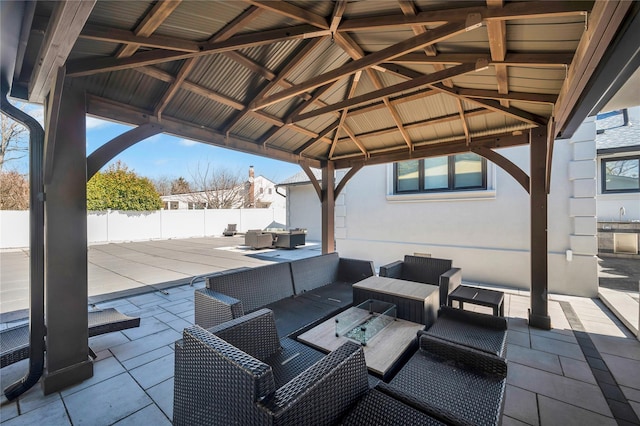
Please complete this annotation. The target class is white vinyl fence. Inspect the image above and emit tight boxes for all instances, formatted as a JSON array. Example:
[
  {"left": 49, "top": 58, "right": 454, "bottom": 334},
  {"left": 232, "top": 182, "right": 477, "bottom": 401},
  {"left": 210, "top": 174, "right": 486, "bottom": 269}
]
[{"left": 0, "top": 208, "right": 285, "bottom": 249}]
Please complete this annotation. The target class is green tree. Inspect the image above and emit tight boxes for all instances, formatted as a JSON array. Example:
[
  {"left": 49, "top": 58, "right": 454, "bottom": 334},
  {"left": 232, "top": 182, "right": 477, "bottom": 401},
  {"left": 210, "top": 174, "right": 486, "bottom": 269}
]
[{"left": 87, "top": 161, "right": 162, "bottom": 211}]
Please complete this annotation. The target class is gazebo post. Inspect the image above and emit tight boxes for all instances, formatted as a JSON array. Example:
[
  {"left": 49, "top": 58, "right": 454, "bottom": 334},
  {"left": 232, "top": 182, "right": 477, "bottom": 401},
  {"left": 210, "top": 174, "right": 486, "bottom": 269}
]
[
  {"left": 321, "top": 161, "right": 335, "bottom": 254},
  {"left": 528, "top": 127, "right": 552, "bottom": 330},
  {"left": 42, "top": 84, "right": 93, "bottom": 393}
]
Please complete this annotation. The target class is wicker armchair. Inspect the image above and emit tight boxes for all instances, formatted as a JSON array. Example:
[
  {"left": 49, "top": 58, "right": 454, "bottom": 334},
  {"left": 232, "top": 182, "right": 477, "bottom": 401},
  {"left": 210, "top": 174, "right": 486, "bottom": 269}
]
[
  {"left": 389, "top": 334, "right": 507, "bottom": 426},
  {"left": 245, "top": 229, "right": 274, "bottom": 249},
  {"left": 423, "top": 306, "right": 508, "bottom": 357},
  {"left": 379, "top": 255, "right": 461, "bottom": 307},
  {"left": 174, "top": 309, "right": 369, "bottom": 426}
]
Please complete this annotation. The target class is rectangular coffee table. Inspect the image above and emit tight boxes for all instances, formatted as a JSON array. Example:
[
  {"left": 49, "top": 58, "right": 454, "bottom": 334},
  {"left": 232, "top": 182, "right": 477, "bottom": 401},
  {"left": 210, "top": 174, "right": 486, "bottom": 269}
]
[
  {"left": 297, "top": 302, "right": 423, "bottom": 378},
  {"left": 352, "top": 276, "right": 440, "bottom": 327}
]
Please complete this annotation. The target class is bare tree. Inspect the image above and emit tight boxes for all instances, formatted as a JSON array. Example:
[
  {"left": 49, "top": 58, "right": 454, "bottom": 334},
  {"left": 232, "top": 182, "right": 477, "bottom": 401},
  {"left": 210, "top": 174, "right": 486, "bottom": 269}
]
[
  {"left": 1, "top": 108, "right": 29, "bottom": 170},
  {"left": 0, "top": 171, "right": 29, "bottom": 210},
  {"left": 189, "top": 163, "right": 245, "bottom": 209},
  {"left": 151, "top": 175, "right": 173, "bottom": 196}
]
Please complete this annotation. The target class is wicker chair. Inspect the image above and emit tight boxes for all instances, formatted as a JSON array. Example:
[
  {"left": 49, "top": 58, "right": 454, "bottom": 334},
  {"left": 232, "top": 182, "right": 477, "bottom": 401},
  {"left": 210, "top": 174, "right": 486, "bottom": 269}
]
[
  {"left": 379, "top": 255, "right": 461, "bottom": 307},
  {"left": 423, "top": 306, "right": 508, "bottom": 357},
  {"left": 173, "top": 309, "right": 369, "bottom": 426},
  {"left": 389, "top": 334, "right": 507, "bottom": 426},
  {"left": 244, "top": 229, "right": 274, "bottom": 249}
]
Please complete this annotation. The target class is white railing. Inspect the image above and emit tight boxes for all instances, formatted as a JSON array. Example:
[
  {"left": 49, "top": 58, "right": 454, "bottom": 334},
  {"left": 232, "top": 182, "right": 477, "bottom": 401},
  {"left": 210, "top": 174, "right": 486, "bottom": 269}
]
[{"left": 0, "top": 208, "right": 285, "bottom": 249}]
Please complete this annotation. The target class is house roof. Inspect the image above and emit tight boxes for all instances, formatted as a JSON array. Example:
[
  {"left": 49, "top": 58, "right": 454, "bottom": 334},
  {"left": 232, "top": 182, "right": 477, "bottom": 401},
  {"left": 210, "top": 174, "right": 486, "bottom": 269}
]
[
  {"left": 3, "top": 1, "right": 639, "bottom": 171},
  {"left": 596, "top": 109, "right": 640, "bottom": 152},
  {"left": 278, "top": 168, "right": 322, "bottom": 186}
]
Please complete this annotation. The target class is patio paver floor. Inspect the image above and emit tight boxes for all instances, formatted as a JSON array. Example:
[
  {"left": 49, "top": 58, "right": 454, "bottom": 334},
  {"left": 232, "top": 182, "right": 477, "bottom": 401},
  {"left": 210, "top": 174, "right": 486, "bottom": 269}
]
[{"left": 1, "top": 283, "right": 638, "bottom": 425}]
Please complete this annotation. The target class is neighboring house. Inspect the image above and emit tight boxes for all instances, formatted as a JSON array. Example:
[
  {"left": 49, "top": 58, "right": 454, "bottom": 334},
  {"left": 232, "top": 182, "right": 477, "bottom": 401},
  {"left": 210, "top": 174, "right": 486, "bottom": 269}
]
[
  {"left": 162, "top": 167, "right": 285, "bottom": 212},
  {"left": 277, "top": 169, "right": 322, "bottom": 241},
  {"left": 282, "top": 116, "right": 605, "bottom": 297},
  {"left": 595, "top": 106, "right": 640, "bottom": 257}
]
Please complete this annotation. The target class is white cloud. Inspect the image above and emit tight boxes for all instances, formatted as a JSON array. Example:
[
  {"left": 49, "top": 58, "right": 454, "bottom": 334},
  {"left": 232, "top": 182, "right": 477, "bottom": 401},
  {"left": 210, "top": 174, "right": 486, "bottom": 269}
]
[
  {"left": 86, "top": 116, "right": 111, "bottom": 130},
  {"left": 179, "top": 138, "right": 199, "bottom": 147}
]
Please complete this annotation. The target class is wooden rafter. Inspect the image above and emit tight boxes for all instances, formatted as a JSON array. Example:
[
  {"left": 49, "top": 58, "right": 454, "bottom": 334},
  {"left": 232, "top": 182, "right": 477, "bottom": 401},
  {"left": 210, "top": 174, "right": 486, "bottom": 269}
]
[
  {"left": 153, "top": 58, "right": 196, "bottom": 118},
  {"left": 333, "top": 31, "right": 410, "bottom": 151},
  {"left": 338, "top": 1, "right": 591, "bottom": 32},
  {"left": 486, "top": 0, "right": 509, "bottom": 107},
  {"left": 333, "top": 131, "right": 530, "bottom": 169},
  {"left": 116, "top": 1, "right": 182, "bottom": 58},
  {"left": 293, "top": 63, "right": 477, "bottom": 123},
  {"left": 456, "top": 99, "right": 471, "bottom": 144},
  {"left": 454, "top": 88, "right": 557, "bottom": 104},
  {"left": 86, "top": 95, "right": 322, "bottom": 168},
  {"left": 29, "top": 1, "right": 96, "bottom": 101},
  {"left": 554, "top": 0, "right": 632, "bottom": 135},
  {"left": 329, "top": 71, "right": 362, "bottom": 159},
  {"left": 330, "top": 1, "right": 347, "bottom": 33},
  {"left": 388, "top": 52, "right": 574, "bottom": 67},
  {"left": 244, "top": 0, "right": 329, "bottom": 30},
  {"left": 294, "top": 119, "right": 341, "bottom": 155},
  {"left": 66, "top": 24, "right": 330, "bottom": 77},
  {"left": 224, "top": 37, "right": 325, "bottom": 134},
  {"left": 336, "top": 109, "right": 491, "bottom": 144},
  {"left": 430, "top": 83, "right": 548, "bottom": 127},
  {"left": 252, "top": 20, "right": 476, "bottom": 110}
]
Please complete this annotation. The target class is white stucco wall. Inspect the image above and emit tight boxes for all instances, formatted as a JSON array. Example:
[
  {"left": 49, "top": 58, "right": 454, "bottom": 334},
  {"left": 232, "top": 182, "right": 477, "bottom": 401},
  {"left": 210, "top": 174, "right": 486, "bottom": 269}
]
[
  {"left": 285, "top": 185, "right": 321, "bottom": 241},
  {"left": 334, "top": 119, "right": 598, "bottom": 297}
]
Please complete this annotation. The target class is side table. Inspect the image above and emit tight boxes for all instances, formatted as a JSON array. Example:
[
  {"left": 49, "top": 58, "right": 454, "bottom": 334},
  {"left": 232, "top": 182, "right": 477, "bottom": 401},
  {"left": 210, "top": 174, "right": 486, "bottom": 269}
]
[{"left": 447, "top": 285, "right": 505, "bottom": 316}]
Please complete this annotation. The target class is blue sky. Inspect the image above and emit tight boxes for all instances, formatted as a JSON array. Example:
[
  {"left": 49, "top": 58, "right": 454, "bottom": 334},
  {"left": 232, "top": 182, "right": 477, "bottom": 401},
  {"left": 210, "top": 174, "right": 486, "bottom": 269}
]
[{"left": 9, "top": 102, "right": 302, "bottom": 184}]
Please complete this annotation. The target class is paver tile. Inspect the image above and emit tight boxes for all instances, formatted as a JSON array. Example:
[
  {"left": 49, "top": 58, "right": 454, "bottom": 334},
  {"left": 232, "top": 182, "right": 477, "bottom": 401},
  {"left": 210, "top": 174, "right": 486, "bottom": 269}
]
[
  {"left": 129, "top": 353, "right": 174, "bottom": 390},
  {"left": 1, "top": 399, "right": 70, "bottom": 426},
  {"left": 559, "top": 356, "right": 597, "bottom": 384},
  {"left": 507, "top": 363, "right": 611, "bottom": 416},
  {"left": 601, "top": 353, "right": 640, "bottom": 390},
  {"left": 113, "top": 403, "right": 171, "bottom": 426},
  {"left": 65, "top": 373, "right": 152, "bottom": 426},
  {"left": 0, "top": 400, "right": 19, "bottom": 422},
  {"left": 121, "top": 317, "right": 170, "bottom": 340},
  {"left": 538, "top": 395, "right": 616, "bottom": 426},
  {"left": 503, "top": 385, "right": 539, "bottom": 425},
  {"left": 530, "top": 334, "right": 585, "bottom": 361},
  {"left": 61, "top": 356, "right": 126, "bottom": 397},
  {"left": 506, "top": 329, "right": 530, "bottom": 348},
  {"left": 147, "top": 378, "right": 174, "bottom": 420},
  {"left": 110, "top": 329, "right": 180, "bottom": 362},
  {"left": 121, "top": 345, "right": 174, "bottom": 371},
  {"left": 507, "top": 343, "right": 562, "bottom": 375}
]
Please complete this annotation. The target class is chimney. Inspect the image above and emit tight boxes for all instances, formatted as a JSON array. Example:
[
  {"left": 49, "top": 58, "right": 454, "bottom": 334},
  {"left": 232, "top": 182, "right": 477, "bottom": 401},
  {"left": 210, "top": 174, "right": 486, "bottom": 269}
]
[{"left": 248, "top": 166, "right": 255, "bottom": 208}]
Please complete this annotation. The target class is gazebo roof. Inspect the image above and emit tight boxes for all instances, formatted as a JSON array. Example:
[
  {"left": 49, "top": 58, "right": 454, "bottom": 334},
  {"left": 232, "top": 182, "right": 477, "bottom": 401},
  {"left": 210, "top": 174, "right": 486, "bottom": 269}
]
[{"left": 3, "top": 1, "right": 638, "bottom": 170}]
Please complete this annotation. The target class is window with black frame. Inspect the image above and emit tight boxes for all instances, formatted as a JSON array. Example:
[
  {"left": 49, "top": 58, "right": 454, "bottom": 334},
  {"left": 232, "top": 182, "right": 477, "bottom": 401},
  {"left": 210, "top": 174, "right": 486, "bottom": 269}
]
[
  {"left": 601, "top": 155, "right": 640, "bottom": 193},
  {"left": 395, "top": 153, "right": 487, "bottom": 193}
]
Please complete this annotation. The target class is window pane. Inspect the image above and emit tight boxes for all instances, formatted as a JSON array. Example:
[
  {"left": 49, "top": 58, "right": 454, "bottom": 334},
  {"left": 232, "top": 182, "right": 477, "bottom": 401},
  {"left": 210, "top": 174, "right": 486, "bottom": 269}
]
[
  {"left": 397, "top": 160, "right": 419, "bottom": 191},
  {"left": 605, "top": 158, "right": 640, "bottom": 190},
  {"left": 454, "top": 153, "right": 483, "bottom": 188},
  {"left": 424, "top": 157, "right": 448, "bottom": 190}
]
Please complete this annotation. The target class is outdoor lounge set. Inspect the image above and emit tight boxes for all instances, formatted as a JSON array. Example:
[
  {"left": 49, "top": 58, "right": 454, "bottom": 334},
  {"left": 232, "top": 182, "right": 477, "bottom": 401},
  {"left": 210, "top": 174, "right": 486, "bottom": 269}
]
[{"left": 177, "top": 253, "right": 508, "bottom": 425}]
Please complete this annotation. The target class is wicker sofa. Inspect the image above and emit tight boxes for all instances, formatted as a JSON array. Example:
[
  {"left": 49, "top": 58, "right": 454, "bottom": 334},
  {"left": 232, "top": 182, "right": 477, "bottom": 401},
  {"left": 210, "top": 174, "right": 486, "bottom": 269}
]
[
  {"left": 173, "top": 308, "right": 370, "bottom": 426},
  {"left": 388, "top": 333, "right": 508, "bottom": 426},
  {"left": 194, "top": 252, "right": 375, "bottom": 336},
  {"left": 379, "top": 255, "right": 462, "bottom": 307}
]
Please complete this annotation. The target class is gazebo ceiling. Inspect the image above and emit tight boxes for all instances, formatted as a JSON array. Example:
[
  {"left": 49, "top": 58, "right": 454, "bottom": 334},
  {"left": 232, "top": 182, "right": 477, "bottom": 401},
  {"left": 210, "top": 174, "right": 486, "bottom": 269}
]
[{"left": 6, "top": 0, "right": 638, "bottom": 169}]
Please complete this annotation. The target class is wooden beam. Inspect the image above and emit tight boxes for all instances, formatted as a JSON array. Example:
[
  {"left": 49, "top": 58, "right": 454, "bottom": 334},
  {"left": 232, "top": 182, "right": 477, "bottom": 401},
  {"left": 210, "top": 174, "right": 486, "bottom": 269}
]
[
  {"left": 555, "top": 1, "right": 631, "bottom": 135},
  {"left": 294, "top": 118, "right": 341, "bottom": 154},
  {"left": 86, "top": 123, "right": 164, "bottom": 180},
  {"left": 457, "top": 99, "right": 470, "bottom": 144},
  {"left": 431, "top": 83, "right": 548, "bottom": 126},
  {"left": 154, "top": 58, "right": 196, "bottom": 118},
  {"left": 245, "top": 0, "right": 329, "bottom": 29},
  {"left": 455, "top": 88, "right": 557, "bottom": 104},
  {"left": 29, "top": 1, "right": 96, "bottom": 101},
  {"left": 330, "top": 1, "right": 348, "bottom": 33},
  {"left": 338, "top": 1, "right": 592, "bottom": 32},
  {"left": 389, "top": 52, "right": 574, "bottom": 67},
  {"left": 116, "top": 1, "right": 182, "bottom": 58},
  {"left": 471, "top": 145, "right": 529, "bottom": 193},
  {"left": 224, "top": 38, "right": 325, "bottom": 134},
  {"left": 78, "top": 22, "right": 202, "bottom": 53},
  {"left": 546, "top": 118, "right": 555, "bottom": 194},
  {"left": 85, "top": 95, "right": 321, "bottom": 168},
  {"left": 486, "top": 0, "right": 509, "bottom": 107},
  {"left": 335, "top": 163, "right": 364, "bottom": 198},
  {"left": 299, "top": 162, "right": 322, "bottom": 201},
  {"left": 209, "top": 5, "right": 263, "bottom": 42},
  {"left": 66, "top": 25, "right": 330, "bottom": 77},
  {"left": 341, "top": 124, "right": 368, "bottom": 158},
  {"left": 333, "top": 131, "right": 529, "bottom": 169},
  {"left": 321, "top": 162, "right": 335, "bottom": 254},
  {"left": 252, "top": 20, "right": 476, "bottom": 110},
  {"left": 293, "top": 63, "right": 477, "bottom": 123},
  {"left": 136, "top": 66, "right": 245, "bottom": 110},
  {"left": 43, "top": 66, "right": 65, "bottom": 184},
  {"left": 329, "top": 72, "right": 361, "bottom": 159}
]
